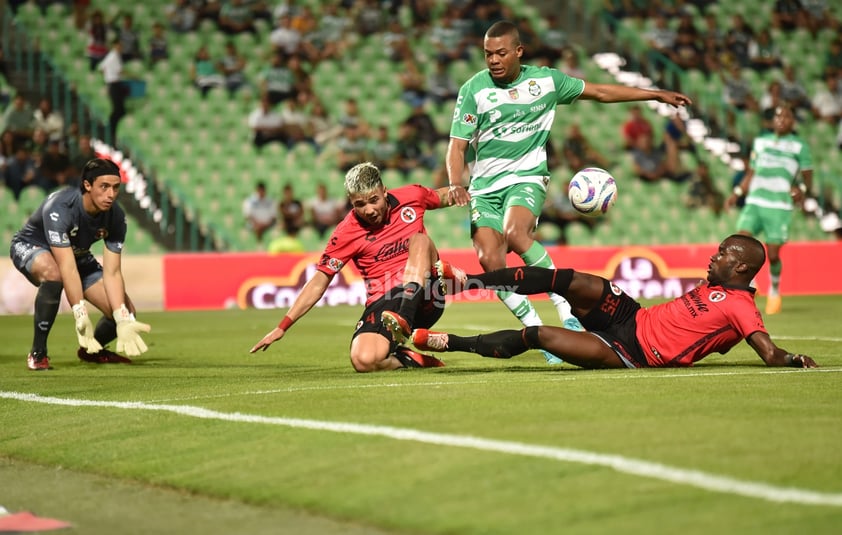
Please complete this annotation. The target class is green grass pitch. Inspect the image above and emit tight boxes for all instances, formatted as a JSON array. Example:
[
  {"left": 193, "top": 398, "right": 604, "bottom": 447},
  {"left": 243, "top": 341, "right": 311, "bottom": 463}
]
[{"left": 1, "top": 296, "right": 841, "bottom": 534}]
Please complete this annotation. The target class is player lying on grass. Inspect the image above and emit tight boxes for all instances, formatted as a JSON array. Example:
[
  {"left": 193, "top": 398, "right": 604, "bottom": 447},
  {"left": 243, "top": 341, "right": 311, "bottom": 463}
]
[
  {"left": 250, "top": 162, "right": 463, "bottom": 372},
  {"left": 409, "top": 234, "right": 817, "bottom": 369},
  {"left": 10, "top": 158, "right": 151, "bottom": 371}
]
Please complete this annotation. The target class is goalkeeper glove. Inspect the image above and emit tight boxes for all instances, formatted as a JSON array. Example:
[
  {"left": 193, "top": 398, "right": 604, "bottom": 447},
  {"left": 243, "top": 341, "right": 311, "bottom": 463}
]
[
  {"left": 115, "top": 304, "right": 151, "bottom": 357},
  {"left": 72, "top": 300, "right": 103, "bottom": 353}
]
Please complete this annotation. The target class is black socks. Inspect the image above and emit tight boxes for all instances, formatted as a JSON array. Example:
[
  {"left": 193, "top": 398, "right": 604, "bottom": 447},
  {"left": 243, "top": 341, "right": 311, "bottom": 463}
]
[
  {"left": 474, "top": 267, "right": 574, "bottom": 296},
  {"left": 32, "top": 280, "right": 62, "bottom": 356}
]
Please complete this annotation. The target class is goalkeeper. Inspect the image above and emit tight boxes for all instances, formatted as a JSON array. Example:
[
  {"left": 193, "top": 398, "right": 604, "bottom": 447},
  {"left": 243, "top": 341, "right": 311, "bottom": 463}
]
[{"left": 9, "top": 158, "right": 151, "bottom": 371}]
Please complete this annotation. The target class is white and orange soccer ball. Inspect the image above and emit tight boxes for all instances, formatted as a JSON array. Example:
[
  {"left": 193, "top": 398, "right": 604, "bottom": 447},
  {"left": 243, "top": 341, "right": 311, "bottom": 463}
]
[{"left": 568, "top": 167, "right": 617, "bottom": 217}]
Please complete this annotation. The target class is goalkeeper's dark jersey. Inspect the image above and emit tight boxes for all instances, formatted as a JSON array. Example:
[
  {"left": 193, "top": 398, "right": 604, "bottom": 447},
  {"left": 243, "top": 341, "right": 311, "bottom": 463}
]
[
  {"left": 13, "top": 187, "right": 127, "bottom": 258},
  {"left": 316, "top": 185, "right": 441, "bottom": 305}
]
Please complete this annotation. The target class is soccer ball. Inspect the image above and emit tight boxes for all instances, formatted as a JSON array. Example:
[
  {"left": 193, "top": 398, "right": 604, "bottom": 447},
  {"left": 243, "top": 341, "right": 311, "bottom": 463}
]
[{"left": 568, "top": 167, "right": 617, "bottom": 217}]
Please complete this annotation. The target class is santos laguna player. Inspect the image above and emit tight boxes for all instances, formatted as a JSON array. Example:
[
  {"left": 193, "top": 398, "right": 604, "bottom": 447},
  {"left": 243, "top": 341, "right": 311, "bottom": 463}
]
[
  {"left": 444, "top": 20, "right": 691, "bottom": 364},
  {"left": 10, "top": 158, "right": 151, "bottom": 370},
  {"left": 411, "top": 235, "right": 817, "bottom": 370},
  {"left": 250, "top": 162, "right": 458, "bottom": 372}
]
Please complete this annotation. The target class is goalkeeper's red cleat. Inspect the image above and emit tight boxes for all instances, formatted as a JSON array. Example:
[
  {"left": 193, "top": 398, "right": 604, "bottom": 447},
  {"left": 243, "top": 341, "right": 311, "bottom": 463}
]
[
  {"left": 381, "top": 310, "right": 411, "bottom": 344},
  {"left": 78, "top": 347, "right": 132, "bottom": 364},
  {"left": 27, "top": 352, "right": 51, "bottom": 371},
  {"left": 394, "top": 346, "right": 445, "bottom": 368},
  {"left": 411, "top": 329, "right": 449, "bottom": 352},
  {"left": 433, "top": 260, "right": 467, "bottom": 294}
]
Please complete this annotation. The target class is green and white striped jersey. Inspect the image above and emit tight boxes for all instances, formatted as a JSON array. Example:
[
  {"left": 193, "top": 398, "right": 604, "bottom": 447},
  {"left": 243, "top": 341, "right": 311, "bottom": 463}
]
[
  {"left": 449, "top": 65, "right": 584, "bottom": 196},
  {"left": 746, "top": 132, "right": 812, "bottom": 211}
]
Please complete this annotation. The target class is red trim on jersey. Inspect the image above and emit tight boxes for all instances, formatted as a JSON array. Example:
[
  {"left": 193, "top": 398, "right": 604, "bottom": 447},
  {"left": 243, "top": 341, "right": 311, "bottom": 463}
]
[
  {"left": 315, "top": 185, "right": 442, "bottom": 305},
  {"left": 635, "top": 284, "right": 766, "bottom": 367}
]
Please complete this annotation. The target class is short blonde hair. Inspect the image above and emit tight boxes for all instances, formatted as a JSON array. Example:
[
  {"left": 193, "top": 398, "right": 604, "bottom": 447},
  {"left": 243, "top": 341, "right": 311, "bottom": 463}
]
[{"left": 344, "top": 162, "right": 383, "bottom": 196}]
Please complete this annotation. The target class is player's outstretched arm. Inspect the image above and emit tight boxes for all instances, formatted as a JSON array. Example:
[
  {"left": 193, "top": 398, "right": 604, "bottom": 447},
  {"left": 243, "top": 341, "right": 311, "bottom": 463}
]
[
  {"left": 249, "top": 270, "right": 333, "bottom": 353},
  {"left": 747, "top": 331, "right": 817, "bottom": 368},
  {"left": 579, "top": 83, "right": 692, "bottom": 107}
]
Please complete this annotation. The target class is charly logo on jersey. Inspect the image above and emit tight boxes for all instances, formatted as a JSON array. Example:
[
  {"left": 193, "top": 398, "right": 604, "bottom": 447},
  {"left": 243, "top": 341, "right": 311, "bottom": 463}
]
[
  {"left": 508, "top": 88, "right": 519, "bottom": 100},
  {"left": 462, "top": 113, "right": 477, "bottom": 126},
  {"left": 708, "top": 290, "right": 726, "bottom": 303},
  {"left": 400, "top": 207, "right": 417, "bottom": 223},
  {"left": 49, "top": 212, "right": 59, "bottom": 222},
  {"left": 70, "top": 226, "right": 78, "bottom": 237},
  {"left": 528, "top": 80, "right": 541, "bottom": 96}
]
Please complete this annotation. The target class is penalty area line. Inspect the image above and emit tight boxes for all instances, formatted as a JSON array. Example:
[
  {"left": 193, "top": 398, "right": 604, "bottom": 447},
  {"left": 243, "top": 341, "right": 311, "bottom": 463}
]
[{"left": 2, "top": 390, "right": 842, "bottom": 508}]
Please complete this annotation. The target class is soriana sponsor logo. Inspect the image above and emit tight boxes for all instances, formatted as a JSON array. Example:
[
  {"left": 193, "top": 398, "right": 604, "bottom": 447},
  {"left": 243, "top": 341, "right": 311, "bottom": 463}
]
[{"left": 237, "top": 261, "right": 367, "bottom": 309}]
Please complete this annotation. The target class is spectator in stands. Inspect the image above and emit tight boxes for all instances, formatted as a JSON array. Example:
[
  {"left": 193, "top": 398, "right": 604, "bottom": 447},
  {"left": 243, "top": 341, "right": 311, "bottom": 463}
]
[
  {"left": 724, "top": 13, "right": 754, "bottom": 68},
  {"left": 279, "top": 183, "right": 305, "bottom": 237},
  {"left": 0, "top": 129, "right": 14, "bottom": 170},
  {"left": 534, "top": 14, "right": 568, "bottom": 64},
  {"left": 242, "top": 181, "right": 277, "bottom": 243},
  {"left": 218, "top": 40, "right": 248, "bottom": 99},
  {"left": 823, "top": 38, "right": 842, "bottom": 77},
  {"left": 759, "top": 79, "right": 785, "bottom": 132},
  {"left": 33, "top": 98, "right": 64, "bottom": 142},
  {"left": 85, "top": 10, "right": 109, "bottom": 71},
  {"left": 72, "top": 0, "right": 89, "bottom": 30},
  {"left": 779, "top": 64, "right": 811, "bottom": 115},
  {"left": 278, "top": 93, "right": 315, "bottom": 148},
  {"left": 539, "top": 178, "right": 600, "bottom": 245},
  {"left": 0, "top": 43, "right": 9, "bottom": 82},
  {"left": 403, "top": 103, "right": 443, "bottom": 148},
  {"left": 369, "top": 125, "right": 399, "bottom": 172},
  {"left": 621, "top": 104, "right": 653, "bottom": 151},
  {"left": 559, "top": 49, "right": 585, "bottom": 79},
  {"left": 166, "top": 0, "right": 198, "bottom": 33},
  {"left": 99, "top": 38, "right": 127, "bottom": 142},
  {"left": 631, "top": 131, "right": 690, "bottom": 183},
  {"left": 30, "top": 128, "right": 49, "bottom": 163},
  {"left": 310, "top": 100, "right": 340, "bottom": 149},
  {"left": 258, "top": 52, "right": 296, "bottom": 105},
  {"left": 190, "top": 45, "right": 225, "bottom": 98},
  {"left": 430, "top": 8, "right": 471, "bottom": 65},
  {"left": 801, "top": 0, "right": 839, "bottom": 38},
  {"left": 383, "top": 18, "right": 412, "bottom": 63},
  {"left": 112, "top": 12, "right": 143, "bottom": 62},
  {"left": 218, "top": 0, "right": 257, "bottom": 37},
  {"left": 684, "top": 161, "right": 723, "bottom": 215},
  {"left": 394, "top": 122, "right": 436, "bottom": 179},
  {"left": 3, "top": 142, "right": 43, "bottom": 200},
  {"left": 669, "top": 13, "right": 705, "bottom": 74},
  {"left": 721, "top": 62, "right": 759, "bottom": 134},
  {"left": 664, "top": 111, "right": 697, "bottom": 157},
  {"left": 644, "top": 12, "right": 677, "bottom": 80},
  {"left": 269, "top": 13, "right": 302, "bottom": 57},
  {"left": 69, "top": 133, "right": 97, "bottom": 177},
  {"left": 1, "top": 94, "right": 36, "bottom": 146},
  {"left": 772, "top": 0, "right": 803, "bottom": 32},
  {"left": 307, "top": 182, "right": 342, "bottom": 239},
  {"left": 311, "top": 3, "right": 352, "bottom": 62},
  {"left": 354, "top": 0, "right": 384, "bottom": 37},
  {"left": 247, "top": 94, "right": 287, "bottom": 151},
  {"left": 561, "top": 123, "right": 610, "bottom": 172},
  {"left": 148, "top": 22, "right": 169, "bottom": 66},
  {"left": 426, "top": 59, "right": 459, "bottom": 110},
  {"left": 399, "top": 59, "right": 428, "bottom": 109},
  {"left": 337, "top": 98, "right": 370, "bottom": 138},
  {"left": 38, "top": 137, "right": 72, "bottom": 190},
  {"left": 336, "top": 122, "right": 369, "bottom": 173},
  {"left": 747, "top": 28, "right": 783, "bottom": 73},
  {"left": 811, "top": 72, "right": 842, "bottom": 124}
]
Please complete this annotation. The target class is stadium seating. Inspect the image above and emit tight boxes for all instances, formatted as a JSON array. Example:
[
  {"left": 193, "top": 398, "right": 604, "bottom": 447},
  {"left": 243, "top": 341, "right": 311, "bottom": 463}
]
[{"left": 7, "top": 0, "right": 838, "bottom": 253}]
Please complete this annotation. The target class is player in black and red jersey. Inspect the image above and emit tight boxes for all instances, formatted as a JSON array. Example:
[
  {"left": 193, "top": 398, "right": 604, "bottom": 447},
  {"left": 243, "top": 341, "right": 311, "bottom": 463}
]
[
  {"left": 250, "top": 162, "right": 465, "bottom": 372},
  {"left": 411, "top": 235, "right": 817, "bottom": 369}
]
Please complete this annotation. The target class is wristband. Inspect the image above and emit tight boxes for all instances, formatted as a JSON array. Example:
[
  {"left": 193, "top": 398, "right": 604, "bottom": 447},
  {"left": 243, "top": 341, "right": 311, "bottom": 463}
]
[
  {"left": 278, "top": 315, "right": 294, "bottom": 331},
  {"left": 797, "top": 183, "right": 807, "bottom": 194},
  {"left": 732, "top": 185, "right": 744, "bottom": 197},
  {"left": 784, "top": 353, "right": 803, "bottom": 367},
  {"left": 449, "top": 184, "right": 462, "bottom": 189}
]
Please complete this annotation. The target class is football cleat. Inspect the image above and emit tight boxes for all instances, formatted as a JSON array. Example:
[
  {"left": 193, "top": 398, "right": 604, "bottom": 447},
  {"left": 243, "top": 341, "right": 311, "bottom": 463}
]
[
  {"left": 27, "top": 352, "right": 51, "bottom": 371},
  {"left": 433, "top": 259, "right": 467, "bottom": 294},
  {"left": 540, "top": 350, "right": 564, "bottom": 365},
  {"left": 411, "top": 329, "right": 449, "bottom": 352},
  {"left": 381, "top": 310, "right": 411, "bottom": 344},
  {"left": 77, "top": 347, "right": 133, "bottom": 364},
  {"left": 393, "top": 346, "right": 445, "bottom": 368},
  {"left": 563, "top": 317, "right": 584, "bottom": 331},
  {"left": 765, "top": 295, "right": 782, "bottom": 315}
]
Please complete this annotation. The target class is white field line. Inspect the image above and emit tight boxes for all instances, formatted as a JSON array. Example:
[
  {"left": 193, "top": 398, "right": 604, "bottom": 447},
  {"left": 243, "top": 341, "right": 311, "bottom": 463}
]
[
  {"left": 141, "top": 367, "right": 842, "bottom": 403},
  {"left": 2, "top": 390, "right": 842, "bottom": 507}
]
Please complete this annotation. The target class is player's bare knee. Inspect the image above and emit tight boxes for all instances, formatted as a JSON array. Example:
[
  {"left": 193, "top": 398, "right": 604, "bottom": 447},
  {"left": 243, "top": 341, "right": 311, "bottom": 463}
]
[{"left": 350, "top": 351, "right": 380, "bottom": 373}]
